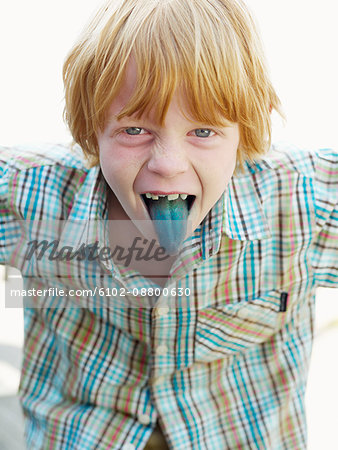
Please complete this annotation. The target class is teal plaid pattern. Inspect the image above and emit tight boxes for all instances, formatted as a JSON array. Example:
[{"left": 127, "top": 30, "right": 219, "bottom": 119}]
[{"left": 1, "top": 143, "right": 337, "bottom": 449}]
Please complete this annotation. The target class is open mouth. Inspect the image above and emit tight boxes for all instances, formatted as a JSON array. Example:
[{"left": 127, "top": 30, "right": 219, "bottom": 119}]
[
  {"left": 141, "top": 193, "right": 196, "bottom": 216},
  {"left": 140, "top": 193, "right": 196, "bottom": 254}
]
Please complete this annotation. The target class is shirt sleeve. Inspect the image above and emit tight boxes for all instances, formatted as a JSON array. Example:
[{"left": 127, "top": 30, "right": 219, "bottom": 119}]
[
  {"left": 0, "top": 147, "right": 24, "bottom": 265},
  {"left": 0, "top": 148, "right": 10, "bottom": 264},
  {"left": 312, "top": 148, "right": 338, "bottom": 287}
]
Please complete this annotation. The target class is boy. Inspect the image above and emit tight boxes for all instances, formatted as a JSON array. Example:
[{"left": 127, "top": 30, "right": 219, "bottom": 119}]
[{"left": 1, "top": 1, "right": 337, "bottom": 449}]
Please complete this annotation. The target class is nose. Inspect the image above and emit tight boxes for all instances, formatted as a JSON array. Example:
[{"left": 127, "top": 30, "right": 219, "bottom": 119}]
[{"left": 147, "top": 142, "right": 189, "bottom": 178}]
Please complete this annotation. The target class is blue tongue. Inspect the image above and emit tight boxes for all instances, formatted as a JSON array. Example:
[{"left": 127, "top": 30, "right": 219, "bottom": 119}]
[{"left": 148, "top": 196, "right": 189, "bottom": 254}]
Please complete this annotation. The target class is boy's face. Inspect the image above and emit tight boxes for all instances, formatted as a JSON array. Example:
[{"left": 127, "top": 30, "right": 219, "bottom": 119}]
[{"left": 98, "top": 60, "right": 239, "bottom": 247}]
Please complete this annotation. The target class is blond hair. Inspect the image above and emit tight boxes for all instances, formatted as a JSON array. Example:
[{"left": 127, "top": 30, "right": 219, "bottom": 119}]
[{"left": 63, "top": 0, "right": 284, "bottom": 168}]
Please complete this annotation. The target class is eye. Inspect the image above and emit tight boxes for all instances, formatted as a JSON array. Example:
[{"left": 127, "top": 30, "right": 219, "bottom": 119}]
[
  {"left": 124, "top": 127, "right": 147, "bottom": 135},
  {"left": 194, "top": 129, "right": 215, "bottom": 138}
]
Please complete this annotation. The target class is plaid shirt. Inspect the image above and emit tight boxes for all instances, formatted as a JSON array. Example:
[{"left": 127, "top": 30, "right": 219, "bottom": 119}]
[{"left": 1, "top": 143, "right": 337, "bottom": 450}]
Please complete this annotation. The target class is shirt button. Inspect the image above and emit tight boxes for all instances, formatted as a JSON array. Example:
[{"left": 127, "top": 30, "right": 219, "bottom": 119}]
[
  {"left": 155, "top": 307, "right": 169, "bottom": 317},
  {"left": 156, "top": 344, "right": 168, "bottom": 356},
  {"left": 154, "top": 375, "right": 165, "bottom": 385},
  {"left": 139, "top": 413, "right": 151, "bottom": 425},
  {"left": 123, "top": 444, "right": 135, "bottom": 450},
  {"left": 237, "top": 308, "right": 250, "bottom": 320}
]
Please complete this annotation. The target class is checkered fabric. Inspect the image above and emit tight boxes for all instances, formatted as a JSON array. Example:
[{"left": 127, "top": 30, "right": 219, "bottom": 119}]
[{"left": 0, "top": 143, "right": 337, "bottom": 449}]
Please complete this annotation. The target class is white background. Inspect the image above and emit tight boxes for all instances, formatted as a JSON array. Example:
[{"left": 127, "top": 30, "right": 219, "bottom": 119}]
[
  {"left": 0, "top": 0, "right": 337, "bottom": 150},
  {"left": 0, "top": 1, "right": 337, "bottom": 449}
]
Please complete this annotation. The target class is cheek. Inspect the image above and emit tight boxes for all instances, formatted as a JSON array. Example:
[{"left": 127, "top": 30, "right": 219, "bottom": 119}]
[
  {"left": 217, "top": 140, "right": 238, "bottom": 172},
  {"left": 204, "top": 148, "right": 237, "bottom": 193},
  {"left": 99, "top": 148, "right": 123, "bottom": 192},
  {"left": 201, "top": 146, "right": 237, "bottom": 174},
  {"left": 99, "top": 141, "right": 134, "bottom": 177}
]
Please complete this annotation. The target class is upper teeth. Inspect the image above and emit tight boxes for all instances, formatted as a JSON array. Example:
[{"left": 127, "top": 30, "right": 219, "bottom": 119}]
[{"left": 145, "top": 193, "right": 188, "bottom": 201}]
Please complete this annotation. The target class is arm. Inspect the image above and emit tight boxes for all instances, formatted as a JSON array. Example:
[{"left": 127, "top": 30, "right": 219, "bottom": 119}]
[
  {"left": 0, "top": 146, "right": 24, "bottom": 266},
  {"left": 312, "top": 148, "right": 338, "bottom": 287},
  {"left": 0, "top": 147, "right": 10, "bottom": 265}
]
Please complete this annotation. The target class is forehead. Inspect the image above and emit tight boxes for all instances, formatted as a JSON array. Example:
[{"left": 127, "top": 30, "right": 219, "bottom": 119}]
[
  {"left": 106, "top": 57, "right": 187, "bottom": 124},
  {"left": 104, "top": 55, "right": 234, "bottom": 129},
  {"left": 108, "top": 57, "right": 138, "bottom": 116}
]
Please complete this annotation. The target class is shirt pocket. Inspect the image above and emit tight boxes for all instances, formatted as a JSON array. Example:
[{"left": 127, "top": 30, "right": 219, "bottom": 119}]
[{"left": 194, "top": 289, "right": 286, "bottom": 363}]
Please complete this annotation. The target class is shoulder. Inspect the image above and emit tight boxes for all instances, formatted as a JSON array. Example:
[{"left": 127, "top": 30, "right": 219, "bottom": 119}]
[
  {"left": 241, "top": 142, "right": 337, "bottom": 230},
  {"left": 244, "top": 142, "right": 337, "bottom": 184},
  {"left": 0, "top": 143, "right": 96, "bottom": 220},
  {"left": 0, "top": 142, "right": 88, "bottom": 173}
]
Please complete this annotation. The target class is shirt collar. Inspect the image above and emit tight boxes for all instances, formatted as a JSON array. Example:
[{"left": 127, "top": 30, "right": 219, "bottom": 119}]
[
  {"left": 59, "top": 166, "right": 111, "bottom": 269},
  {"left": 62, "top": 163, "right": 271, "bottom": 276},
  {"left": 181, "top": 163, "right": 272, "bottom": 267},
  {"left": 223, "top": 165, "right": 271, "bottom": 241}
]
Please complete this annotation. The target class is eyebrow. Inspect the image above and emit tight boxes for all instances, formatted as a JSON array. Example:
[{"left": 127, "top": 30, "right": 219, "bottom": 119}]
[
  {"left": 106, "top": 115, "right": 234, "bottom": 129},
  {"left": 107, "top": 116, "right": 152, "bottom": 126}
]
